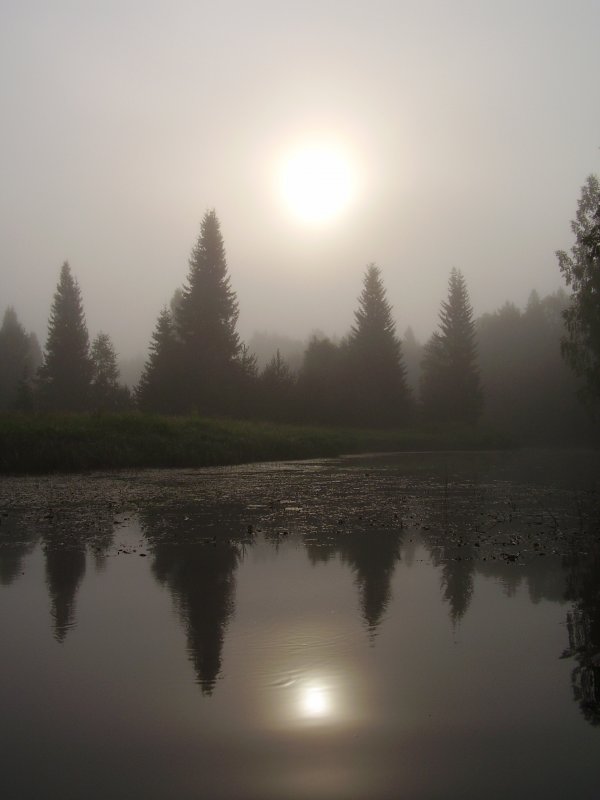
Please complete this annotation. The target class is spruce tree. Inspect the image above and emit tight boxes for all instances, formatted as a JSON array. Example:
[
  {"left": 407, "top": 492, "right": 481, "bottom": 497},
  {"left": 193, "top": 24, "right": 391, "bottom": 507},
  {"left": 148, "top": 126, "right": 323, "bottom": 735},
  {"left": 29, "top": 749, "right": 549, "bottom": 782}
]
[
  {"left": 0, "top": 307, "right": 33, "bottom": 409},
  {"left": 421, "top": 268, "right": 482, "bottom": 424},
  {"left": 259, "top": 349, "right": 295, "bottom": 421},
  {"left": 177, "top": 210, "right": 241, "bottom": 412},
  {"left": 38, "top": 262, "right": 93, "bottom": 411},
  {"left": 297, "top": 335, "right": 345, "bottom": 424},
  {"left": 347, "top": 264, "right": 411, "bottom": 426},
  {"left": 90, "top": 332, "right": 130, "bottom": 411},
  {"left": 137, "top": 308, "right": 183, "bottom": 412},
  {"left": 556, "top": 174, "right": 600, "bottom": 411}
]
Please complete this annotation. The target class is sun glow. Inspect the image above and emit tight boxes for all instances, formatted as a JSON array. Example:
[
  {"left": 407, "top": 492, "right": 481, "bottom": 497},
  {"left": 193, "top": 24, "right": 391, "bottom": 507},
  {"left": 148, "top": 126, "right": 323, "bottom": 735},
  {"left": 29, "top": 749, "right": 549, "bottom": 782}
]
[
  {"left": 300, "top": 684, "right": 331, "bottom": 718},
  {"left": 279, "top": 143, "right": 357, "bottom": 225}
]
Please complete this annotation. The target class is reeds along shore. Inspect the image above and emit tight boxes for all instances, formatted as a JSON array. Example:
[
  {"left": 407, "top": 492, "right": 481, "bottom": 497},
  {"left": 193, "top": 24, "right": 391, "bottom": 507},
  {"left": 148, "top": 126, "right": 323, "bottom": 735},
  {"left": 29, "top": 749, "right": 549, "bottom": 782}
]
[{"left": 0, "top": 413, "right": 509, "bottom": 474}]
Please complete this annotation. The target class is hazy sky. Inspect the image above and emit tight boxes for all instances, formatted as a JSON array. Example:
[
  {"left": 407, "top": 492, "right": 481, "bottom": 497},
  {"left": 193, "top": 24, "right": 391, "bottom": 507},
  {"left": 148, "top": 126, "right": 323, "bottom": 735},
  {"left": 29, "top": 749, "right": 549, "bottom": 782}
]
[{"left": 1, "top": 0, "right": 599, "bottom": 358}]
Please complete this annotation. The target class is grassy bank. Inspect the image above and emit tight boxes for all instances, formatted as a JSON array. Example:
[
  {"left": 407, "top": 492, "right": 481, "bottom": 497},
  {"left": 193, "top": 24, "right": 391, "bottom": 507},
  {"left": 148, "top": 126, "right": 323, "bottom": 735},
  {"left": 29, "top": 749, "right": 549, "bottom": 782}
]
[{"left": 0, "top": 412, "right": 511, "bottom": 474}]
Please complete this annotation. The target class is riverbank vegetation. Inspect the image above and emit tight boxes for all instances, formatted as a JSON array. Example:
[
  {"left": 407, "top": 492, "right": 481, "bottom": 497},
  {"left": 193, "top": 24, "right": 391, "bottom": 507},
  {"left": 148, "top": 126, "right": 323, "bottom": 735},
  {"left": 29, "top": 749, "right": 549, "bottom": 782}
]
[
  {"left": 1, "top": 179, "right": 598, "bottom": 459},
  {"left": 0, "top": 413, "right": 509, "bottom": 474}
]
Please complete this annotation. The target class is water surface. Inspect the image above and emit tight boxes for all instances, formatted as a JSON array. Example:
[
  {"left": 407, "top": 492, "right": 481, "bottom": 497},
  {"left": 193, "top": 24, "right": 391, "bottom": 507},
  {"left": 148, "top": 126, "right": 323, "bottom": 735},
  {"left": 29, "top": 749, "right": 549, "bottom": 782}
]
[{"left": 1, "top": 451, "right": 599, "bottom": 799}]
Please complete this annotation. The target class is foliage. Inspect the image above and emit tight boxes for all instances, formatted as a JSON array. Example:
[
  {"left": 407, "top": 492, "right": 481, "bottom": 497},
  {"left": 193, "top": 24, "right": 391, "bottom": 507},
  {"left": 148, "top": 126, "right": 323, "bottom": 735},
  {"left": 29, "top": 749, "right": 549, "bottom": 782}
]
[
  {"left": 557, "top": 174, "right": 600, "bottom": 411},
  {"left": 246, "top": 330, "right": 305, "bottom": 372},
  {"left": 137, "top": 308, "right": 183, "bottom": 412},
  {"left": 0, "top": 307, "right": 41, "bottom": 410},
  {"left": 0, "top": 412, "right": 511, "bottom": 474},
  {"left": 177, "top": 210, "right": 242, "bottom": 412},
  {"left": 38, "top": 262, "right": 93, "bottom": 411},
  {"left": 90, "top": 332, "right": 130, "bottom": 411},
  {"left": 420, "top": 268, "right": 483, "bottom": 424},
  {"left": 477, "top": 290, "right": 592, "bottom": 442},
  {"left": 346, "top": 264, "right": 411, "bottom": 425},
  {"left": 258, "top": 349, "right": 296, "bottom": 421},
  {"left": 297, "top": 335, "right": 347, "bottom": 424}
]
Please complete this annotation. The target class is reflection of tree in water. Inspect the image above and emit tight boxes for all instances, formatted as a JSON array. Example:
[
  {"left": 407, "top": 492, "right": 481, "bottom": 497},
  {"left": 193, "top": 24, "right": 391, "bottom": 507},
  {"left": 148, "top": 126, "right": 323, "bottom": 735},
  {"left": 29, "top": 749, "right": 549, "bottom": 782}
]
[
  {"left": 440, "top": 549, "right": 475, "bottom": 624},
  {"left": 40, "top": 515, "right": 114, "bottom": 642},
  {"left": 0, "top": 517, "right": 38, "bottom": 586},
  {"left": 145, "top": 515, "right": 242, "bottom": 694},
  {"left": 563, "top": 543, "right": 600, "bottom": 726},
  {"left": 306, "top": 529, "right": 402, "bottom": 636},
  {"left": 44, "top": 534, "right": 87, "bottom": 643}
]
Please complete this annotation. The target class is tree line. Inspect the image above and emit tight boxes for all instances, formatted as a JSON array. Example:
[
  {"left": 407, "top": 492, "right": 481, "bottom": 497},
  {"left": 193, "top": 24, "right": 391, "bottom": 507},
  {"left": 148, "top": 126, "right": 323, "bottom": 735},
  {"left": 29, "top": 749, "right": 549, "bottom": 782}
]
[{"left": 1, "top": 176, "right": 598, "bottom": 439}]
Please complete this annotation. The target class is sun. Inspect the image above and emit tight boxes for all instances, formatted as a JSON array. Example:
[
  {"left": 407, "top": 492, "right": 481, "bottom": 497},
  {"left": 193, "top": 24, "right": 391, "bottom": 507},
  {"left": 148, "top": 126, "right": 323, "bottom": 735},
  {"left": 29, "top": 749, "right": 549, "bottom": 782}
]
[{"left": 278, "top": 143, "right": 357, "bottom": 225}]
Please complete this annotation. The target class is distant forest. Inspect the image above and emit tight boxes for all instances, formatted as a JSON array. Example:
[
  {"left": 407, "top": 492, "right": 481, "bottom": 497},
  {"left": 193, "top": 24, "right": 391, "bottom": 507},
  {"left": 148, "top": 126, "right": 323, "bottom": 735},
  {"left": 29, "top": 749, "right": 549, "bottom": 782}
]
[{"left": 1, "top": 177, "right": 599, "bottom": 445}]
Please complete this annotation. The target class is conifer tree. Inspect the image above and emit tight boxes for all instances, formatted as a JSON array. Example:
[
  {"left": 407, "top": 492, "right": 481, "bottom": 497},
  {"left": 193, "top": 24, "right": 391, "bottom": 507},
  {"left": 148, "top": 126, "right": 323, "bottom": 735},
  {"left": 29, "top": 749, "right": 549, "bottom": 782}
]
[
  {"left": 177, "top": 210, "right": 241, "bottom": 412},
  {"left": 297, "top": 335, "right": 345, "bottom": 424},
  {"left": 137, "top": 308, "right": 183, "bottom": 412},
  {"left": 259, "top": 349, "right": 295, "bottom": 420},
  {"left": 347, "top": 264, "right": 411, "bottom": 426},
  {"left": 557, "top": 174, "right": 600, "bottom": 411},
  {"left": 90, "top": 332, "right": 130, "bottom": 411},
  {"left": 0, "top": 307, "right": 34, "bottom": 409},
  {"left": 420, "top": 268, "right": 482, "bottom": 424},
  {"left": 38, "top": 262, "right": 93, "bottom": 411}
]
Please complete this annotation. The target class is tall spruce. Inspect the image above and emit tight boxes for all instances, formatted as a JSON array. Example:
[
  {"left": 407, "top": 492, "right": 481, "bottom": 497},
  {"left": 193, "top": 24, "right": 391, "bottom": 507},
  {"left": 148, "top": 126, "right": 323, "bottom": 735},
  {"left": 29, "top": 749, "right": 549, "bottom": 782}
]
[
  {"left": 137, "top": 308, "right": 183, "bottom": 412},
  {"left": 420, "top": 268, "right": 482, "bottom": 424},
  {"left": 177, "top": 210, "right": 241, "bottom": 412},
  {"left": 556, "top": 174, "right": 600, "bottom": 411},
  {"left": 347, "top": 264, "right": 410, "bottom": 426},
  {"left": 38, "top": 262, "right": 93, "bottom": 411}
]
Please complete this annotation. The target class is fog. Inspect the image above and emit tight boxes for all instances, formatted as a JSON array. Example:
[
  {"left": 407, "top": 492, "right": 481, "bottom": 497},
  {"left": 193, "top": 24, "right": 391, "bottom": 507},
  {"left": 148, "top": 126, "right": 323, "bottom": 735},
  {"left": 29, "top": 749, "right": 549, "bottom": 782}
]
[{"left": 1, "top": 0, "right": 599, "bottom": 359}]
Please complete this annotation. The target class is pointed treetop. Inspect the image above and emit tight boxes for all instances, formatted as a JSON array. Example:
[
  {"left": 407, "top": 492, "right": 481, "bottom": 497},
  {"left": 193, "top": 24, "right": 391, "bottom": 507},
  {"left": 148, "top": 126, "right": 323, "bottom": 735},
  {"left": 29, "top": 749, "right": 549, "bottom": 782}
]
[
  {"left": 178, "top": 210, "right": 240, "bottom": 360},
  {"left": 351, "top": 263, "right": 398, "bottom": 342},
  {"left": 439, "top": 267, "right": 477, "bottom": 350},
  {"left": 39, "top": 261, "right": 92, "bottom": 410}
]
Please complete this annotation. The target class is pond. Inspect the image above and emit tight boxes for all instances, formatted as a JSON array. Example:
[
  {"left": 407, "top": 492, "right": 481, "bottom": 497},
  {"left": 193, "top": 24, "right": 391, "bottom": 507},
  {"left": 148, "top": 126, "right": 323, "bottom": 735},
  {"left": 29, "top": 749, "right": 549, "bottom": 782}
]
[{"left": 1, "top": 450, "right": 599, "bottom": 799}]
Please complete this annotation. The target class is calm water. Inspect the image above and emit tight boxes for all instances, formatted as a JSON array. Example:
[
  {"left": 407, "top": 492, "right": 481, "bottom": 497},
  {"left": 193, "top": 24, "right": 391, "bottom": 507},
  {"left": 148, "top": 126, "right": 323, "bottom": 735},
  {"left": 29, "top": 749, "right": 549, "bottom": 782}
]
[{"left": 1, "top": 451, "right": 599, "bottom": 799}]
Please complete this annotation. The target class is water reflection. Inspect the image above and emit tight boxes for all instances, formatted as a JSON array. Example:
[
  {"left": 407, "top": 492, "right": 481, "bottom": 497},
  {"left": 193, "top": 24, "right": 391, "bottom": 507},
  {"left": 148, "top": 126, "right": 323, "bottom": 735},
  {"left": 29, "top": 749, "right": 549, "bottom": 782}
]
[
  {"left": 301, "top": 683, "right": 330, "bottom": 717},
  {"left": 564, "top": 540, "right": 600, "bottom": 725},
  {"left": 44, "top": 535, "right": 87, "bottom": 642},
  {"left": 2, "top": 452, "right": 600, "bottom": 800},
  {"left": 40, "top": 513, "right": 115, "bottom": 641},
  {"left": 0, "top": 517, "right": 38, "bottom": 586},
  {"left": 142, "top": 511, "right": 243, "bottom": 694},
  {"left": 306, "top": 528, "right": 403, "bottom": 637}
]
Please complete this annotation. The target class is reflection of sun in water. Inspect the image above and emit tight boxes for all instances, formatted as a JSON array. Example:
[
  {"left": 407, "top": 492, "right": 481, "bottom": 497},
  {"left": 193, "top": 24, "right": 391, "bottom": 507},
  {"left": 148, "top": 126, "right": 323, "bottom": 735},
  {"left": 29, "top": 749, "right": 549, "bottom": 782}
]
[
  {"left": 300, "top": 684, "right": 331, "bottom": 718},
  {"left": 279, "top": 144, "right": 357, "bottom": 225}
]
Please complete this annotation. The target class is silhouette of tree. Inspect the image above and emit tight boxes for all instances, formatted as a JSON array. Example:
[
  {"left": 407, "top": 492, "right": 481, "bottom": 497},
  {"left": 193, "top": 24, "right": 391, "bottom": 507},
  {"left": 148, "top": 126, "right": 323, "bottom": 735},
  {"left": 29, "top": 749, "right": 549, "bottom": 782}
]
[
  {"left": 258, "top": 349, "right": 296, "bottom": 420},
  {"left": 177, "top": 210, "right": 242, "bottom": 413},
  {"left": 90, "top": 332, "right": 130, "bottom": 411},
  {"left": 43, "top": 535, "right": 87, "bottom": 643},
  {"left": 557, "top": 174, "right": 600, "bottom": 412},
  {"left": 563, "top": 542, "right": 600, "bottom": 726},
  {"left": 440, "top": 551, "right": 475, "bottom": 624},
  {"left": 0, "top": 517, "right": 38, "bottom": 585},
  {"left": 137, "top": 308, "right": 183, "bottom": 412},
  {"left": 477, "top": 290, "right": 588, "bottom": 442},
  {"left": 305, "top": 528, "right": 403, "bottom": 638},
  {"left": 246, "top": 330, "right": 305, "bottom": 373},
  {"left": 420, "top": 268, "right": 482, "bottom": 424},
  {"left": 0, "top": 307, "right": 40, "bottom": 410},
  {"left": 347, "top": 264, "right": 411, "bottom": 426},
  {"left": 38, "top": 262, "right": 93, "bottom": 411},
  {"left": 147, "top": 528, "right": 241, "bottom": 694},
  {"left": 297, "top": 335, "right": 346, "bottom": 424}
]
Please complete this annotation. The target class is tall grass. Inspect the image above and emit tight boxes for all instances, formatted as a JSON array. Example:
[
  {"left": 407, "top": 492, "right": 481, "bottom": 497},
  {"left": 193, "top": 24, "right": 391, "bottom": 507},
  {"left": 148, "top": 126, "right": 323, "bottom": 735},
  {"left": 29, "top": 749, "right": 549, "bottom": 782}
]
[{"left": 0, "top": 412, "right": 511, "bottom": 474}]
